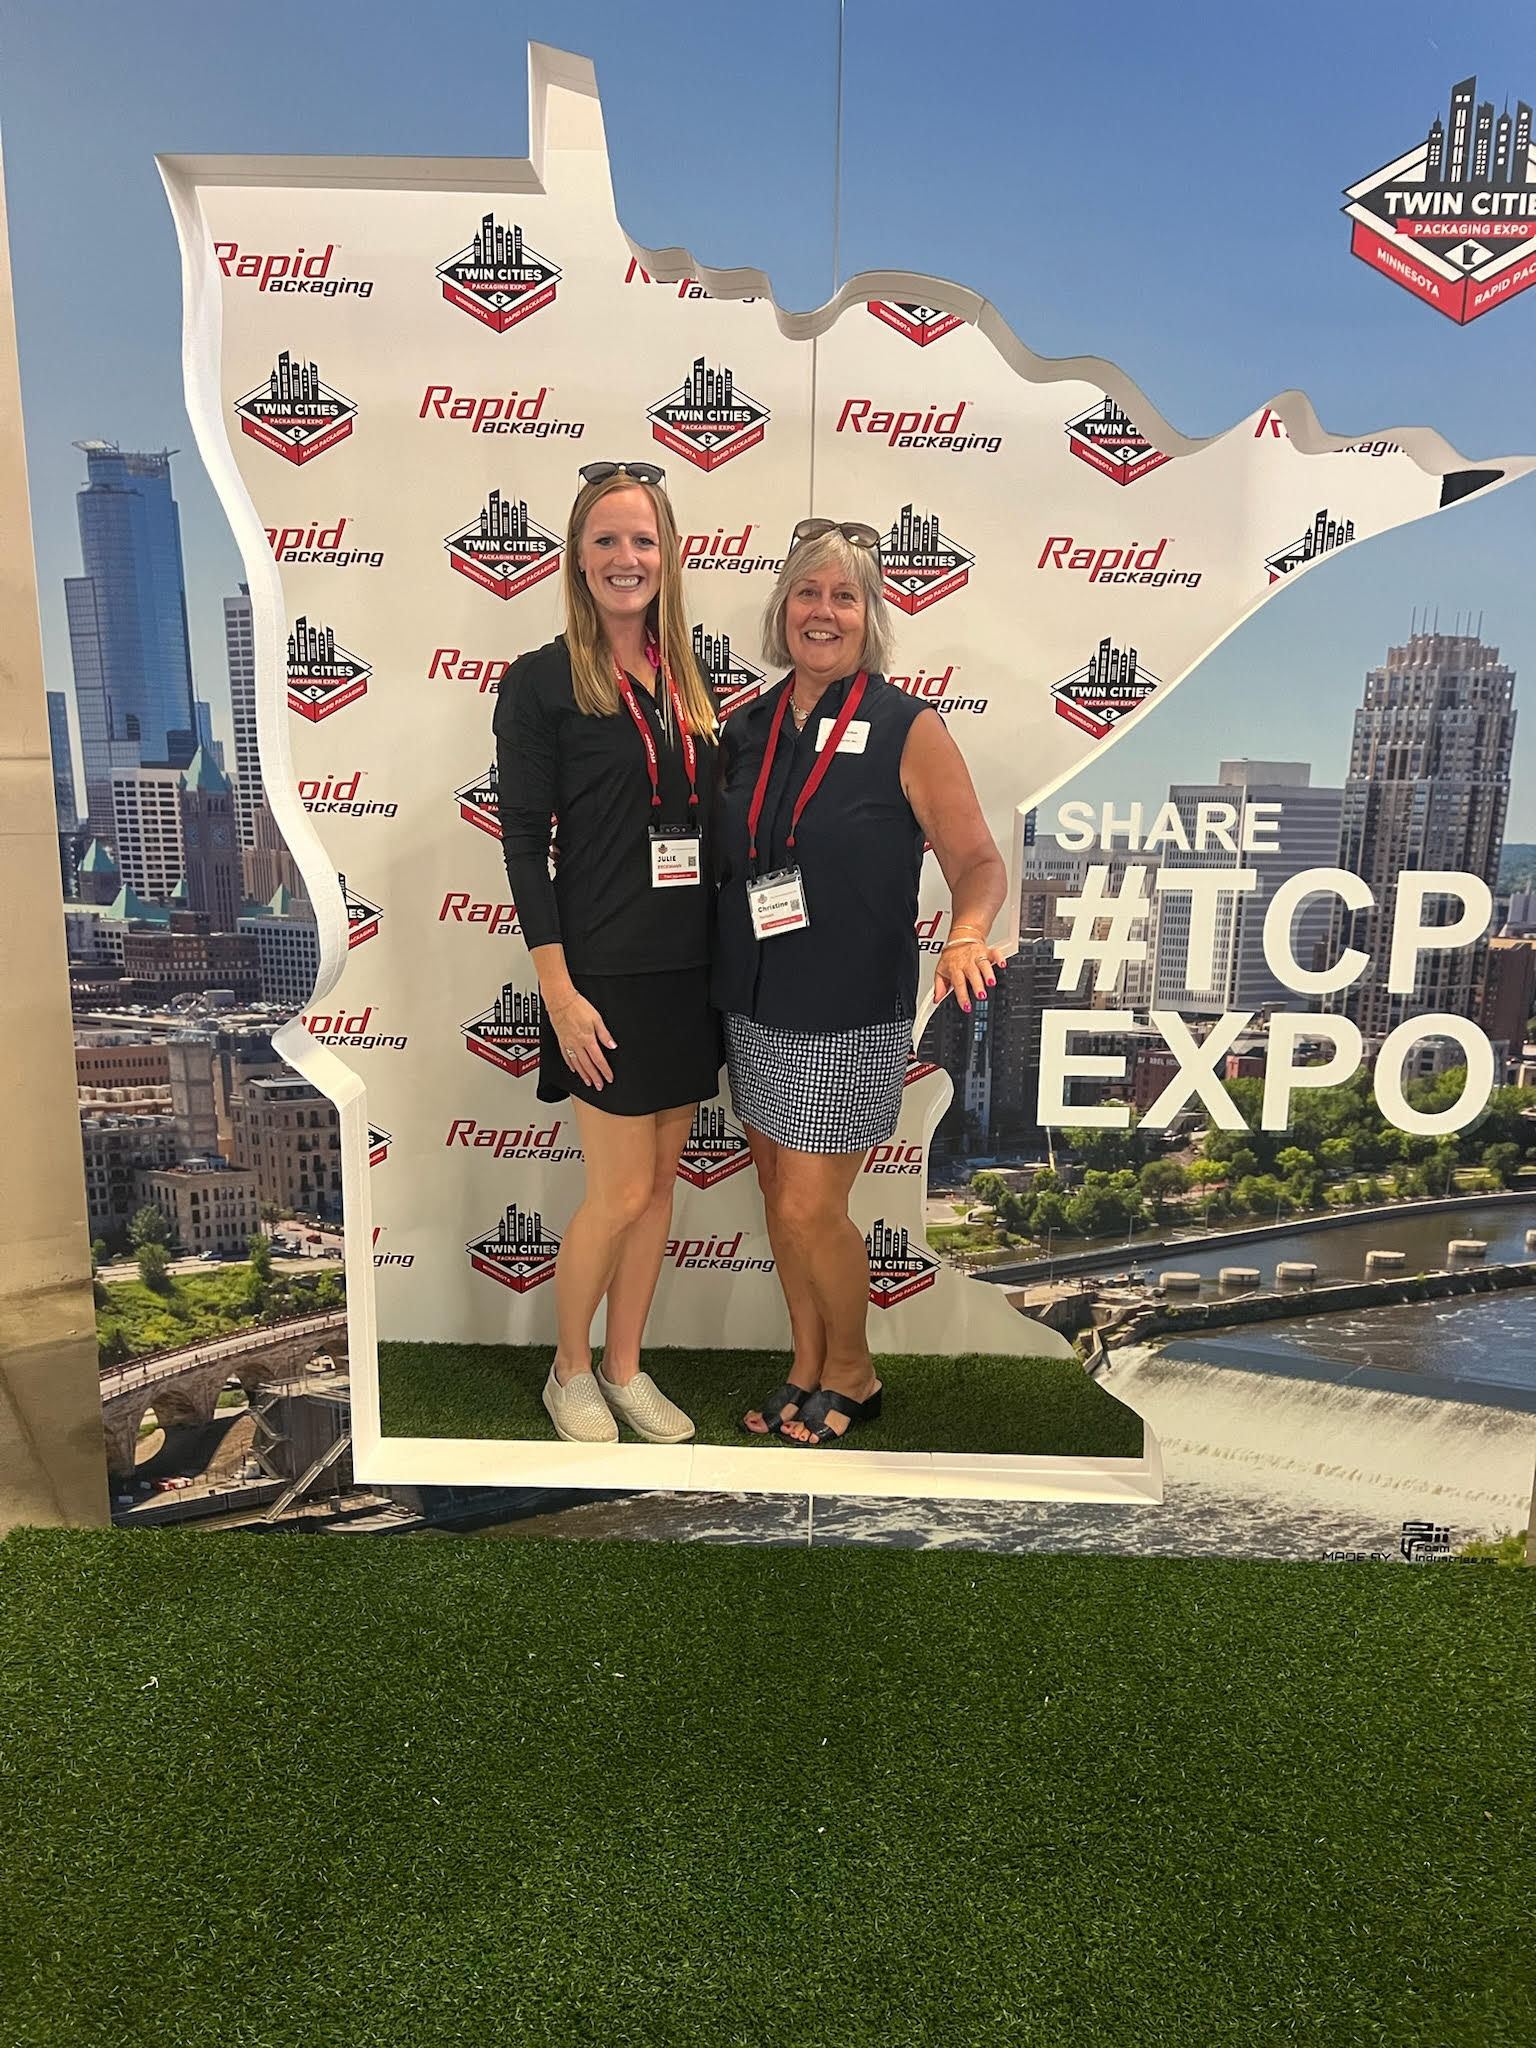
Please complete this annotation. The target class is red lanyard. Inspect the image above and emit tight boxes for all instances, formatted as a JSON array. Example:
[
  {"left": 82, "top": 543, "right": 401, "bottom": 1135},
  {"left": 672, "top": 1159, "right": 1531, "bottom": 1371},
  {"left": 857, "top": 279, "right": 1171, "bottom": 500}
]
[
  {"left": 614, "top": 657, "right": 699, "bottom": 817},
  {"left": 746, "top": 671, "right": 868, "bottom": 867}
]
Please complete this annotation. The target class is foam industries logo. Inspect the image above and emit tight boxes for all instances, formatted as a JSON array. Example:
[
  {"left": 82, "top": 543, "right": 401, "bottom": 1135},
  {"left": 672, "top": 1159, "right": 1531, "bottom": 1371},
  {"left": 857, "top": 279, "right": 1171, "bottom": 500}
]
[
  {"left": 445, "top": 489, "right": 562, "bottom": 598},
  {"left": 1064, "top": 397, "right": 1170, "bottom": 486},
  {"left": 648, "top": 357, "right": 769, "bottom": 471},
  {"left": 674, "top": 1105, "right": 753, "bottom": 1190},
  {"left": 1344, "top": 74, "right": 1536, "bottom": 323},
  {"left": 1051, "top": 637, "right": 1161, "bottom": 740},
  {"left": 436, "top": 213, "right": 561, "bottom": 331},
  {"left": 235, "top": 351, "right": 356, "bottom": 464},
  {"left": 1265, "top": 508, "right": 1356, "bottom": 583},
  {"left": 368, "top": 1123, "right": 391, "bottom": 1166},
  {"left": 454, "top": 760, "right": 501, "bottom": 839},
  {"left": 866, "top": 301, "right": 964, "bottom": 346},
  {"left": 880, "top": 504, "right": 974, "bottom": 614},
  {"left": 467, "top": 1202, "right": 562, "bottom": 1292},
  {"left": 692, "top": 623, "right": 766, "bottom": 716},
  {"left": 461, "top": 982, "right": 543, "bottom": 1078},
  {"left": 286, "top": 616, "right": 370, "bottom": 722},
  {"left": 865, "top": 1217, "right": 940, "bottom": 1307},
  {"left": 339, "top": 873, "right": 382, "bottom": 947}
]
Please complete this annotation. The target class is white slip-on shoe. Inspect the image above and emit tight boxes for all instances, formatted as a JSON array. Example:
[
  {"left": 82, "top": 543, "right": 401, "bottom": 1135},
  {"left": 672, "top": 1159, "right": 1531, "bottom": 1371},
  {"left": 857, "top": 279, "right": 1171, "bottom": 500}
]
[
  {"left": 542, "top": 1364, "right": 619, "bottom": 1444},
  {"left": 596, "top": 1366, "right": 695, "bottom": 1444}
]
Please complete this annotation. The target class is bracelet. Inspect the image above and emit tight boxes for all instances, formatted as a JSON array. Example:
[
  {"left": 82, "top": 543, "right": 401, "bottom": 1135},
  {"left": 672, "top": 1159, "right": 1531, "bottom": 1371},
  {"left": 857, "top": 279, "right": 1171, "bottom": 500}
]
[{"left": 945, "top": 928, "right": 988, "bottom": 944}]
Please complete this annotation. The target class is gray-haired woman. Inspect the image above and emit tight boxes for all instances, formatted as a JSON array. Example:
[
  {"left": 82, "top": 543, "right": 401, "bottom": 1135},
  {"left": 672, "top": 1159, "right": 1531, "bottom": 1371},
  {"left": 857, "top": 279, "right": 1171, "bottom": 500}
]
[{"left": 711, "top": 518, "right": 1007, "bottom": 1446}]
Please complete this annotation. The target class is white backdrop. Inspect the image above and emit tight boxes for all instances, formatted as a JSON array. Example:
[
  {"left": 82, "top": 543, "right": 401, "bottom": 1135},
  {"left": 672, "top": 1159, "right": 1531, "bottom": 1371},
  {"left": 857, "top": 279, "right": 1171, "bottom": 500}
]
[{"left": 159, "top": 44, "right": 1534, "bottom": 1498}]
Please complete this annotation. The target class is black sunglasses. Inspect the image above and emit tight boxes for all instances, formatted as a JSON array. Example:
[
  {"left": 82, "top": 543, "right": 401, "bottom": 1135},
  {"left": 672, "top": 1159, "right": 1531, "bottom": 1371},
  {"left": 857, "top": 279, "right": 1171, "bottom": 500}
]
[
  {"left": 789, "top": 517, "right": 882, "bottom": 556},
  {"left": 579, "top": 460, "right": 667, "bottom": 489}
]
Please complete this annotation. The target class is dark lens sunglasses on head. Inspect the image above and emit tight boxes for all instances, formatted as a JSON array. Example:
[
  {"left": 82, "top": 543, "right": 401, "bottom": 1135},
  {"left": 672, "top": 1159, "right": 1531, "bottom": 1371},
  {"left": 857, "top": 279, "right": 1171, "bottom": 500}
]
[
  {"left": 579, "top": 460, "right": 667, "bottom": 489},
  {"left": 790, "top": 516, "right": 882, "bottom": 556}
]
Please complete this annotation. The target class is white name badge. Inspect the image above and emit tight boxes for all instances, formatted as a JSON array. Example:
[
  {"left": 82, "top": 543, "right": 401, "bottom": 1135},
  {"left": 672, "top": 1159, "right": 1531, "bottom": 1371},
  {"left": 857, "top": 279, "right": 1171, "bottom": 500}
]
[
  {"left": 649, "top": 829, "right": 702, "bottom": 888},
  {"left": 747, "top": 866, "right": 810, "bottom": 939},
  {"left": 815, "top": 717, "right": 870, "bottom": 755}
]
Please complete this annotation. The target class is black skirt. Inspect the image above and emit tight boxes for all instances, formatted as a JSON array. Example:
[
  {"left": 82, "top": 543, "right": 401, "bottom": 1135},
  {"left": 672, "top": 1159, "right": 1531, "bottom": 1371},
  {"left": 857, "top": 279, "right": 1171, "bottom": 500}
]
[{"left": 537, "top": 966, "right": 723, "bottom": 1117}]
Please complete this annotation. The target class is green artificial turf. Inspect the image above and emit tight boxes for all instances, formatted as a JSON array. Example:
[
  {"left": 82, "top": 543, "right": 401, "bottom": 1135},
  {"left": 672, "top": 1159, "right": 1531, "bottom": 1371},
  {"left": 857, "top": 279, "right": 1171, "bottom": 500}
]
[
  {"left": 3, "top": 1533, "right": 1534, "bottom": 2048},
  {"left": 377, "top": 1341, "right": 1143, "bottom": 1458}
]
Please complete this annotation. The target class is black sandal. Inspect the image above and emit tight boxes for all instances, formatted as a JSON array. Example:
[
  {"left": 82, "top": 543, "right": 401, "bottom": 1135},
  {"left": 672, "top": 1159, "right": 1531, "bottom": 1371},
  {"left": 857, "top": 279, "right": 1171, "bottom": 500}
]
[
  {"left": 788, "top": 1384, "right": 883, "bottom": 1446},
  {"left": 742, "top": 1381, "right": 817, "bottom": 1438}
]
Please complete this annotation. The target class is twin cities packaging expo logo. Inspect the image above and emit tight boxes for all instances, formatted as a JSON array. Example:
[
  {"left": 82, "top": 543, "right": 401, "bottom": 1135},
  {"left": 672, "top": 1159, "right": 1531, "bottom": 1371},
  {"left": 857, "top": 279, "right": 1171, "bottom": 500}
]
[
  {"left": 693, "top": 623, "right": 766, "bottom": 715},
  {"left": 674, "top": 1106, "right": 753, "bottom": 1190},
  {"left": 446, "top": 489, "right": 562, "bottom": 598},
  {"left": 468, "top": 1203, "right": 561, "bottom": 1292},
  {"left": 437, "top": 214, "right": 561, "bottom": 331},
  {"left": 866, "top": 301, "right": 964, "bottom": 347},
  {"left": 648, "top": 358, "right": 769, "bottom": 471},
  {"left": 881, "top": 505, "right": 974, "bottom": 614},
  {"left": 1265, "top": 508, "right": 1355, "bottom": 583},
  {"left": 462, "top": 982, "right": 543, "bottom": 1078},
  {"left": 865, "top": 1218, "right": 939, "bottom": 1307},
  {"left": 1051, "top": 637, "right": 1161, "bottom": 740},
  {"left": 454, "top": 761, "right": 501, "bottom": 839},
  {"left": 1345, "top": 74, "right": 1536, "bottom": 323},
  {"left": 235, "top": 352, "right": 356, "bottom": 463},
  {"left": 1064, "top": 397, "right": 1170, "bottom": 487},
  {"left": 287, "top": 616, "right": 369, "bottom": 722},
  {"left": 340, "top": 873, "right": 382, "bottom": 948}
]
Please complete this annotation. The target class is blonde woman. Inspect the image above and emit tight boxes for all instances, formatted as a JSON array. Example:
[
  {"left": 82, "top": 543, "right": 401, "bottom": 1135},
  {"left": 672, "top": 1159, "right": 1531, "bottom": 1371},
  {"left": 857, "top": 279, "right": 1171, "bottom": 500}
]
[
  {"left": 495, "top": 463, "right": 719, "bottom": 1446},
  {"left": 713, "top": 518, "right": 1007, "bottom": 1447}
]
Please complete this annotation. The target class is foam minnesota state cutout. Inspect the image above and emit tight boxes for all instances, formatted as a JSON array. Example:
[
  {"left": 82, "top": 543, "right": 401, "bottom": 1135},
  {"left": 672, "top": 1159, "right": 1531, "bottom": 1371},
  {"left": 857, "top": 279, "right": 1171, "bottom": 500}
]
[{"left": 159, "top": 44, "right": 1535, "bottom": 1502}]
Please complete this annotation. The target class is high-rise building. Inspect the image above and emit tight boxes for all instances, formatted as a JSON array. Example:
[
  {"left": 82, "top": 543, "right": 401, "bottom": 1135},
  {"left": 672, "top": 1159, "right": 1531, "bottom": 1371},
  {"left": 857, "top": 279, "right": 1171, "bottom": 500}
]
[
  {"left": 179, "top": 746, "right": 242, "bottom": 931},
  {"left": 47, "top": 690, "right": 79, "bottom": 891},
  {"left": 243, "top": 799, "right": 307, "bottom": 905},
  {"left": 66, "top": 443, "right": 197, "bottom": 827},
  {"left": 225, "top": 587, "right": 261, "bottom": 847},
  {"left": 229, "top": 1073, "right": 342, "bottom": 1220},
  {"left": 166, "top": 1034, "right": 221, "bottom": 1159},
  {"left": 238, "top": 887, "right": 321, "bottom": 1010},
  {"left": 1477, "top": 937, "right": 1536, "bottom": 1062},
  {"left": 1328, "top": 631, "right": 1516, "bottom": 1041},
  {"left": 111, "top": 766, "right": 184, "bottom": 903},
  {"left": 193, "top": 699, "right": 225, "bottom": 772},
  {"left": 1151, "top": 763, "right": 1344, "bottom": 1015}
]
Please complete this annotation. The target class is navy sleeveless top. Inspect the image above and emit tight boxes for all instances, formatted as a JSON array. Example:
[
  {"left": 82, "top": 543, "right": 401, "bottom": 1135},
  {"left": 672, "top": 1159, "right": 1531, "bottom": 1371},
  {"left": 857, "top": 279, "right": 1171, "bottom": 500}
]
[{"left": 711, "top": 672, "right": 926, "bottom": 1030}]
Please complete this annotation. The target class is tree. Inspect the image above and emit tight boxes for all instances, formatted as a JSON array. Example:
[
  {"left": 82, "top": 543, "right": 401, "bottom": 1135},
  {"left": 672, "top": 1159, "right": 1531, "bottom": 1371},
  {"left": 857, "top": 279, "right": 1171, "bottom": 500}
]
[
  {"left": 128, "top": 1204, "right": 169, "bottom": 1249},
  {"left": 136, "top": 1242, "right": 171, "bottom": 1292},
  {"left": 1139, "top": 1159, "right": 1188, "bottom": 1221},
  {"left": 1030, "top": 1190, "right": 1068, "bottom": 1237},
  {"left": 1061, "top": 1126, "right": 1146, "bottom": 1173},
  {"left": 1482, "top": 1141, "right": 1521, "bottom": 1188},
  {"left": 1319, "top": 1137, "right": 1355, "bottom": 1177}
]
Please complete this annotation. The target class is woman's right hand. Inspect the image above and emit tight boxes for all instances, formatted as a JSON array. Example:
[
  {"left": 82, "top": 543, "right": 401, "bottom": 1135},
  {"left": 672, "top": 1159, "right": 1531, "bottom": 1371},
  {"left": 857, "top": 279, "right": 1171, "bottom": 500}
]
[{"left": 546, "top": 989, "right": 617, "bottom": 1090}]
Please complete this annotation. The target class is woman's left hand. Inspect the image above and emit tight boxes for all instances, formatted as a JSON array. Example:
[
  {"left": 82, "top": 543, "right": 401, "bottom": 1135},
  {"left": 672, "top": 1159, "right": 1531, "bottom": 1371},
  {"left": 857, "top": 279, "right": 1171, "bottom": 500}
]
[{"left": 934, "top": 938, "right": 1006, "bottom": 1012}]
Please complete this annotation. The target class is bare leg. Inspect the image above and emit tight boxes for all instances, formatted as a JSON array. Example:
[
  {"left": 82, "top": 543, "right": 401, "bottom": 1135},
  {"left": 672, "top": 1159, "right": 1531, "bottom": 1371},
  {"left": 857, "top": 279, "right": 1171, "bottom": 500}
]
[
  {"left": 771, "top": 1146, "right": 880, "bottom": 1441},
  {"left": 599, "top": 1101, "right": 696, "bottom": 1385},
  {"left": 553, "top": 1100, "right": 661, "bottom": 1385}
]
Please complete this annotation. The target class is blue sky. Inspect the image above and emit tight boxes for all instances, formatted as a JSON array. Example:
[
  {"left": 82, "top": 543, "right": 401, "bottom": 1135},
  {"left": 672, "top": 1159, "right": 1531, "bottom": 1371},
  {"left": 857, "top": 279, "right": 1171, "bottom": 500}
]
[{"left": 6, "top": 0, "right": 1536, "bottom": 827}]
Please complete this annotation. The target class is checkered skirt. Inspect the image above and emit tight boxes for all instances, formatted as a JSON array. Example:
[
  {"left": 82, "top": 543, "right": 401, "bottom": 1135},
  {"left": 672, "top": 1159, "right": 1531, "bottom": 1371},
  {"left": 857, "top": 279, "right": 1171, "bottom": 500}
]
[{"left": 724, "top": 1012, "right": 913, "bottom": 1154}]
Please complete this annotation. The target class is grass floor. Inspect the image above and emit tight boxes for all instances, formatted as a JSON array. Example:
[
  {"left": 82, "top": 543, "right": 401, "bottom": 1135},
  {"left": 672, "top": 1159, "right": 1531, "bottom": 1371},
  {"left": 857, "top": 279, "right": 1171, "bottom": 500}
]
[
  {"left": 378, "top": 1342, "right": 1144, "bottom": 1458},
  {"left": 2, "top": 1530, "right": 1533, "bottom": 2047}
]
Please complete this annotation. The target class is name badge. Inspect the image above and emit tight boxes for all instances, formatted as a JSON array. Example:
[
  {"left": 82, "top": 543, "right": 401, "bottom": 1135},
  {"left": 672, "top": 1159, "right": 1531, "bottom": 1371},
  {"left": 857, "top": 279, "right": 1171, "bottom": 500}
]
[
  {"left": 649, "top": 828, "right": 702, "bottom": 888},
  {"left": 815, "top": 717, "right": 870, "bottom": 755},
  {"left": 747, "top": 866, "right": 810, "bottom": 939}
]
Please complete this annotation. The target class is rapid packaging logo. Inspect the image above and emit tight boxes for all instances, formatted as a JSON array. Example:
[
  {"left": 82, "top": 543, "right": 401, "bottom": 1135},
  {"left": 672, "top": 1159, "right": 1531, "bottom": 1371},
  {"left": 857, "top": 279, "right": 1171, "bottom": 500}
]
[
  {"left": 298, "top": 772, "right": 396, "bottom": 820},
  {"left": 235, "top": 352, "right": 356, "bottom": 464},
  {"left": 215, "top": 241, "right": 373, "bottom": 298},
  {"left": 265, "top": 518, "right": 382, "bottom": 569},
  {"left": 437, "top": 214, "right": 561, "bottom": 331},
  {"left": 419, "top": 384, "right": 583, "bottom": 441},
  {"left": 836, "top": 398, "right": 1000, "bottom": 454},
  {"left": 303, "top": 1005, "right": 407, "bottom": 1052},
  {"left": 1037, "top": 536, "right": 1201, "bottom": 590},
  {"left": 1345, "top": 74, "right": 1536, "bottom": 323},
  {"left": 681, "top": 525, "right": 783, "bottom": 577},
  {"left": 446, "top": 1116, "right": 580, "bottom": 1164},
  {"left": 889, "top": 665, "right": 987, "bottom": 717}
]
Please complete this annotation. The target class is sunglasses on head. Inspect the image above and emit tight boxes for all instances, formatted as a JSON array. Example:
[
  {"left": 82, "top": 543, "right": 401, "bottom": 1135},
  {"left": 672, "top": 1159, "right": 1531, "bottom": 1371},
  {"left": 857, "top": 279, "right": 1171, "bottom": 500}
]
[
  {"left": 789, "top": 517, "right": 883, "bottom": 556},
  {"left": 579, "top": 460, "right": 667, "bottom": 489}
]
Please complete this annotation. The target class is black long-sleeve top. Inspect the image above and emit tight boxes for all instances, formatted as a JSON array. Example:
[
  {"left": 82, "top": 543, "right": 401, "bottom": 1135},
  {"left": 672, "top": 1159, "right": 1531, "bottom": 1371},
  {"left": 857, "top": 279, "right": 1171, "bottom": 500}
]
[{"left": 493, "top": 636, "right": 717, "bottom": 974}]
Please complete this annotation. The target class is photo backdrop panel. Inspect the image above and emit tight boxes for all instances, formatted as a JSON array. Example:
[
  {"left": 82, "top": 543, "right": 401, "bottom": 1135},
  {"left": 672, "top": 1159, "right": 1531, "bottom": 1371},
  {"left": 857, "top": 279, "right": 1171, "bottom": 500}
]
[{"left": 162, "top": 43, "right": 1536, "bottom": 1497}]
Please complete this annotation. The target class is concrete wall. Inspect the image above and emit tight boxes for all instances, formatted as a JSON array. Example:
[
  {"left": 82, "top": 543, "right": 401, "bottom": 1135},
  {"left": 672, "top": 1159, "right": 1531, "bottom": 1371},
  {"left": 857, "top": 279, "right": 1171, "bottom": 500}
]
[{"left": 0, "top": 135, "right": 109, "bottom": 1529}]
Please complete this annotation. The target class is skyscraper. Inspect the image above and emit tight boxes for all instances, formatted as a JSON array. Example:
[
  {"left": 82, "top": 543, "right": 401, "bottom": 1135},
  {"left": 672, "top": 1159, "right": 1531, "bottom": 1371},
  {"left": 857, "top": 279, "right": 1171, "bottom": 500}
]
[
  {"left": 66, "top": 442, "right": 197, "bottom": 828},
  {"left": 179, "top": 747, "right": 243, "bottom": 932},
  {"left": 1152, "top": 763, "right": 1344, "bottom": 1015},
  {"left": 1328, "top": 631, "right": 1516, "bottom": 1041},
  {"left": 47, "top": 690, "right": 78, "bottom": 892},
  {"left": 225, "top": 586, "right": 261, "bottom": 847}
]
